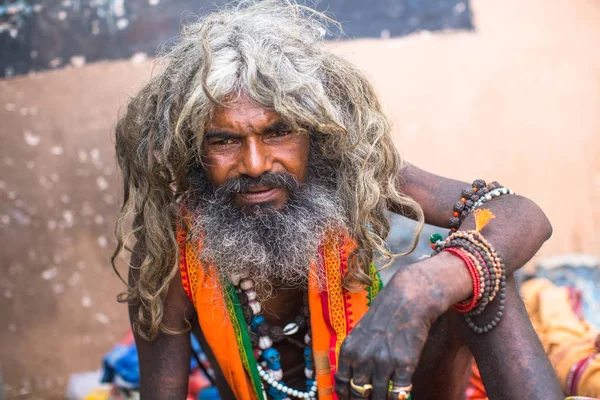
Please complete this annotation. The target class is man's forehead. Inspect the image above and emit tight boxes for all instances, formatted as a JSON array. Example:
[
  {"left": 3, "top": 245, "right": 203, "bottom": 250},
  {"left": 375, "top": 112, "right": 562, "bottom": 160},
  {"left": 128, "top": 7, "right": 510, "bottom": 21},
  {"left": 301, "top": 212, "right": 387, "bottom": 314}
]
[{"left": 208, "top": 97, "right": 281, "bottom": 134}]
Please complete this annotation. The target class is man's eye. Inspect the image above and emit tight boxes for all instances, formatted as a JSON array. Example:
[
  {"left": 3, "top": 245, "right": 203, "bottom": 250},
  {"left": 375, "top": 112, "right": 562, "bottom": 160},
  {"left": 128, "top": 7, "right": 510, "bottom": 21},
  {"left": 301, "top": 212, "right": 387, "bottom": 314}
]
[
  {"left": 273, "top": 130, "right": 292, "bottom": 137},
  {"left": 215, "top": 139, "right": 235, "bottom": 145}
]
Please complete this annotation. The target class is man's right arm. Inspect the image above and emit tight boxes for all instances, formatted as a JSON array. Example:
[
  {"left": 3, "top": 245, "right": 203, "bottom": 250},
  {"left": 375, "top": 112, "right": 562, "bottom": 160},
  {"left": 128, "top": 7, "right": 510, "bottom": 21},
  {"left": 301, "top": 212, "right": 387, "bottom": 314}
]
[{"left": 129, "top": 241, "right": 196, "bottom": 399}]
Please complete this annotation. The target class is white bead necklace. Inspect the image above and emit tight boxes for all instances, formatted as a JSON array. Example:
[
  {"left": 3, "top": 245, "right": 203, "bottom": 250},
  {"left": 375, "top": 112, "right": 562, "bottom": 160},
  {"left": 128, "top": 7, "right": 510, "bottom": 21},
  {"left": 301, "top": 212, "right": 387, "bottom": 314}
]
[
  {"left": 257, "top": 364, "right": 318, "bottom": 399},
  {"left": 234, "top": 275, "right": 316, "bottom": 400}
]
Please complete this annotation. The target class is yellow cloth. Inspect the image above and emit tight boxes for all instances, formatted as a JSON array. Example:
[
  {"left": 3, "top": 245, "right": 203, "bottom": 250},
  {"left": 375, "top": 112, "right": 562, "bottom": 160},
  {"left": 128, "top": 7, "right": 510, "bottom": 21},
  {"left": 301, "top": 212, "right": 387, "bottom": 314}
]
[
  {"left": 467, "top": 278, "right": 600, "bottom": 399},
  {"left": 521, "top": 278, "right": 600, "bottom": 398}
]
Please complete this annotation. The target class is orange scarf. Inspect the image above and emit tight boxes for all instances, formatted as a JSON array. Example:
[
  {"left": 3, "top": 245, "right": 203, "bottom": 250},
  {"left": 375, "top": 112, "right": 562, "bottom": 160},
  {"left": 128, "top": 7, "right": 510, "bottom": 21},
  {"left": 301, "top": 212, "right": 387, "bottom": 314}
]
[{"left": 177, "top": 227, "right": 382, "bottom": 400}]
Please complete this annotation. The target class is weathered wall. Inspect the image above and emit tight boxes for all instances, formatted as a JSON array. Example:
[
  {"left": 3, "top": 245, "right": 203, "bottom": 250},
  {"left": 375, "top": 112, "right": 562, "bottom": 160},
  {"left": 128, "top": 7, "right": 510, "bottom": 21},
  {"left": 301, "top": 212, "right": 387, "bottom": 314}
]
[
  {"left": 0, "top": 0, "right": 599, "bottom": 398},
  {"left": 0, "top": 0, "right": 472, "bottom": 77}
]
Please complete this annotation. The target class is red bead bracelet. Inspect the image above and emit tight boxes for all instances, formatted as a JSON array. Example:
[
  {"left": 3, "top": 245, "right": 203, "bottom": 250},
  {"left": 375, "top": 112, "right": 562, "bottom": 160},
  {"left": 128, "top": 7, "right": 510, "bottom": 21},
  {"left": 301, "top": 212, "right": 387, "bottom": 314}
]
[{"left": 443, "top": 247, "right": 481, "bottom": 313}]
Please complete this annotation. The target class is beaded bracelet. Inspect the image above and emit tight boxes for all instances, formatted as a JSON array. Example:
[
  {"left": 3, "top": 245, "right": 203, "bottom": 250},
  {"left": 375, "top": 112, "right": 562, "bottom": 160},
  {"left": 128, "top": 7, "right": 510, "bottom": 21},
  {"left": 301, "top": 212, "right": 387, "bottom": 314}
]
[
  {"left": 449, "top": 180, "right": 512, "bottom": 234},
  {"left": 431, "top": 209, "right": 507, "bottom": 334},
  {"left": 442, "top": 248, "right": 481, "bottom": 313},
  {"left": 469, "top": 187, "right": 515, "bottom": 212}
]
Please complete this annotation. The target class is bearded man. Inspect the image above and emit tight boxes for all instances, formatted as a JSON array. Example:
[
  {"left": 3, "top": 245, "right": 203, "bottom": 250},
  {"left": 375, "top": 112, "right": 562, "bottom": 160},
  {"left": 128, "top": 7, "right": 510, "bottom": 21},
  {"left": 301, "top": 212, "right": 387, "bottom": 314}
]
[{"left": 112, "top": 1, "right": 564, "bottom": 399}]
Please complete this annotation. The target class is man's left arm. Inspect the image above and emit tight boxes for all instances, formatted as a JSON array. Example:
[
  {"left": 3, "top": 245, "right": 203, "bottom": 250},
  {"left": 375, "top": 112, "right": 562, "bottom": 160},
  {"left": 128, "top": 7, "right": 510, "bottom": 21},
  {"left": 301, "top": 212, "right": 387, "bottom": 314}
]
[
  {"left": 397, "top": 163, "right": 554, "bottom": 278},
  {"left": 335, "top": 164, "right": 563, "bottom": 399},
  {"left": 401, "top": 164, "right": 563, "bottom": 397}
]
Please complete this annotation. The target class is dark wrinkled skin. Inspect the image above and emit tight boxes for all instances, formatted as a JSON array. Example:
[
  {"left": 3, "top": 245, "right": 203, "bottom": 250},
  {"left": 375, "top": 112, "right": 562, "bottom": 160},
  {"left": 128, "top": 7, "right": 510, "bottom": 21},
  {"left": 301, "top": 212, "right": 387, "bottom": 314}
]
[
  {"left": 335, "top": 165, "right": 563, "bottom": 400},
  {"left": 130, "top": 164, "right": 564, "bottom": 400},
  {"left": 335, "top": 261, "right": 450, "bottom": 400}
]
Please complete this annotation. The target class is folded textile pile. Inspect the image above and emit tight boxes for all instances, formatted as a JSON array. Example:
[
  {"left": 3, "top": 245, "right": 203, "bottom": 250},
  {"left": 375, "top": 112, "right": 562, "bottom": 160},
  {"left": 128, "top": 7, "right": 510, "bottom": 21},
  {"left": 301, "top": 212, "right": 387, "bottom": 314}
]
[
  {"left": 522, "top": 278, "right": 599, "bottom": 398},
  {"left": 466, "top": 277, "right": 600, "bottom": 399}
]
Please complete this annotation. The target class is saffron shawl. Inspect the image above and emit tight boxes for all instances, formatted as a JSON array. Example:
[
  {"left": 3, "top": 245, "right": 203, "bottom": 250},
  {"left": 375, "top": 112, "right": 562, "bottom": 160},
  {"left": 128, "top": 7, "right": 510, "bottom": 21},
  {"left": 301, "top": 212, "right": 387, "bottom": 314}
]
[{"left": 177, "top": 227, "right": 382, "bottom": 400}]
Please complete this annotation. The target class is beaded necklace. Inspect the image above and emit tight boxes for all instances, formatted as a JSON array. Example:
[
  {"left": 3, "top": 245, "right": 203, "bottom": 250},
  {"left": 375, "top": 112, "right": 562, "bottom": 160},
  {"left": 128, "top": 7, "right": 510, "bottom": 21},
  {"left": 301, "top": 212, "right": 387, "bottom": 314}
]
[{"left": 235, "top": 276, "right": 317, "bottom": 400}]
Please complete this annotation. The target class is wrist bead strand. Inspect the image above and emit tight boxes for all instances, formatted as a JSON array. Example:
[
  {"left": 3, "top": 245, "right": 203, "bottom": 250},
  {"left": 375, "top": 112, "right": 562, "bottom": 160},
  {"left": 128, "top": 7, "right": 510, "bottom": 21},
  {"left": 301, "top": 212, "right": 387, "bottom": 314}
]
[
  {"left": 433, "top": 209, "right": 507, "bottom": 334},
  {"left": 449, "top": 180, "right": 513, "bottom": 235}
]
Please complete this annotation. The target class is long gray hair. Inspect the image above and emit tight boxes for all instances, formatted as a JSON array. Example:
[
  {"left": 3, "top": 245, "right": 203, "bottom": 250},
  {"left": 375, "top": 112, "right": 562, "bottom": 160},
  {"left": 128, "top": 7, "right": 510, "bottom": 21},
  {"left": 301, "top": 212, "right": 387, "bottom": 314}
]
[{"left": 113, "top": 0, "right": 424, "bottom": 340}]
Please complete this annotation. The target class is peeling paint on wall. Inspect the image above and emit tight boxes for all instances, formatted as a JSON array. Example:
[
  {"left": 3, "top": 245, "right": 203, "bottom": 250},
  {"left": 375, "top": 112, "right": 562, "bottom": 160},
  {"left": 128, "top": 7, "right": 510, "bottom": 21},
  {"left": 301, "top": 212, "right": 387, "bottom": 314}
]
[{"left": 0, "top": 0, "right": 473, "bottom": 78}]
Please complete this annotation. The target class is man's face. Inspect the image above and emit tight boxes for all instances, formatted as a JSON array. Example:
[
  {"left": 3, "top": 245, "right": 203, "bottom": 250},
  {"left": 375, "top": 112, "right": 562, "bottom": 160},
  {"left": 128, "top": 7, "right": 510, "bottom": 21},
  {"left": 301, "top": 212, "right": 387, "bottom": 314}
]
[
  {"left": 191, "top": 96, "right": 345, "bottom": 291},
  {"left": 201, "top": 96, "right": 310, "bottom": 210}
]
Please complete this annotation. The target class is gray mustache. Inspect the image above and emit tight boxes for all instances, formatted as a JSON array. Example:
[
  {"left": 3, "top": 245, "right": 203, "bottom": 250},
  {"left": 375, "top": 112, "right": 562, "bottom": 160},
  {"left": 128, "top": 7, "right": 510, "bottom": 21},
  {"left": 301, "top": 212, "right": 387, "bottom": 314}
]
[{"left": 214, "top": 172, "right": 300, "bottom": 196}]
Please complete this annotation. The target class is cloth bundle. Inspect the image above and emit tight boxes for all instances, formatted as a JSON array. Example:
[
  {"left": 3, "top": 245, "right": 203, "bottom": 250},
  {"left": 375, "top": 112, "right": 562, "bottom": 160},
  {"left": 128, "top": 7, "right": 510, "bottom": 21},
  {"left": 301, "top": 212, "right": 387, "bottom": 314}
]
[{"left": 466, "top": 278, "right": 600, "bottom": 399}]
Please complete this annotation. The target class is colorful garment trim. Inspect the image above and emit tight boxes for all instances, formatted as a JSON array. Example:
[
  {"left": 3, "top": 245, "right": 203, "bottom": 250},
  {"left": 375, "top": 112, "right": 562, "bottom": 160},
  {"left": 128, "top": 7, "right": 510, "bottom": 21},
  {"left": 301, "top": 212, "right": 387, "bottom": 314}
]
[
  {"left": 367, "top": 262, "right": 383, "bottom": 306},
  {"left": 320, "top": 234, "right": 348, "bottom": 372},
  {"left": 177, "top": 224, "right": 383, "bottom": 400},
  {"left": 225, "top": 284, "right": 266, "bottom": 399}
]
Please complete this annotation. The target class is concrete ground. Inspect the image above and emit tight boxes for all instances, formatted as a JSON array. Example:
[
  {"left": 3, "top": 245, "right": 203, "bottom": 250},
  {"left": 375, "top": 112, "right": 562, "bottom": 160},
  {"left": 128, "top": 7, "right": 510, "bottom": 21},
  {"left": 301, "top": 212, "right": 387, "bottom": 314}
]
[{"left": 0, "top": 0, "right": 598, "bottom": 398}]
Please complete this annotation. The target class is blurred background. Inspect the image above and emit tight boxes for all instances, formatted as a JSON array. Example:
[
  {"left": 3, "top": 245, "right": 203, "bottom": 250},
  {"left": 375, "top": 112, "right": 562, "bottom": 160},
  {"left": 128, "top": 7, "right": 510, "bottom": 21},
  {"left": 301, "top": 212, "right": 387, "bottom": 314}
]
[{"left": 1, "top": 0, "right": 599, "bottom": 398}]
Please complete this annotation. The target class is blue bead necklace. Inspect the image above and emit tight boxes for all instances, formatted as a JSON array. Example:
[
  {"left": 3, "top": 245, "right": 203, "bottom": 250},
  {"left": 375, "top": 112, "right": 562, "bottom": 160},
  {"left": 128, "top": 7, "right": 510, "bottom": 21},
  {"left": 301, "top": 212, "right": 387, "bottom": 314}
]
[{"left": 235, "top": 277, "right": 317, "bottom": 400}]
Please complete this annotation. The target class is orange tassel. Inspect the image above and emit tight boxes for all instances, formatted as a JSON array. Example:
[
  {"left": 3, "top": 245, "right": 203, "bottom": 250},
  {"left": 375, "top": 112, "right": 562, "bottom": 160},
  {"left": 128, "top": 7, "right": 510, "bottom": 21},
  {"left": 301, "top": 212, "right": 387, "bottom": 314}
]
[{"left": 473, "top": 209, "right": 495, "bottom": 232}]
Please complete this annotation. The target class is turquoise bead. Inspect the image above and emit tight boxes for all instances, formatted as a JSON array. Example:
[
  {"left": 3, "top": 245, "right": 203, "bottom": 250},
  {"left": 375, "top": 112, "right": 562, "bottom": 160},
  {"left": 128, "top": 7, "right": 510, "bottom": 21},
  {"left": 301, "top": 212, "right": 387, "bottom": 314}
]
[{"left": 429, "top": 233, "right": 444, "bottom": 244}]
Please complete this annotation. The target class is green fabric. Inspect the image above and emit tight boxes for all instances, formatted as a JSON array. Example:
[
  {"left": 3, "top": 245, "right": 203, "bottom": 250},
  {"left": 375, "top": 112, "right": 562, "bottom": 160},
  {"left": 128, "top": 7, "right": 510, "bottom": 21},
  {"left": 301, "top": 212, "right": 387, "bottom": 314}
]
[
  {"left": 224, "top": 262, "right": 385, "bottom": 399},
  {"left": 225, "top": 284, "right": 266, "bottom": 400},
  {"left": 367, "top": 262, "right": 384, "bottom": 306}
]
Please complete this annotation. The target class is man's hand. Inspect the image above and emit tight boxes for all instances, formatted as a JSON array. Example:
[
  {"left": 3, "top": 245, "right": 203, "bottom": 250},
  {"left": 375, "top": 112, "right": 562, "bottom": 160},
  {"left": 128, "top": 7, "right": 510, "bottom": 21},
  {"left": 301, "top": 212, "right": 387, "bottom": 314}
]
[{"left": 335, "top": 252, "right": 469, "bottom": 400}]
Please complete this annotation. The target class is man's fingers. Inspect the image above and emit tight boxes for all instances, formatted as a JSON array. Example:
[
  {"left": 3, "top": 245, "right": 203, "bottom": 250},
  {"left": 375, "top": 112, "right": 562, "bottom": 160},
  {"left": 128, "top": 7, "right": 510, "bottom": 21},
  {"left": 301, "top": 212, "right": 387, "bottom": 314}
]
[
  {"left": 388, "top": 368, "right": 414, "bottom": 400},
  {"left": 334, "top": 371, "right": 352, "bottom": 400},
  {"left": 348, "top": 370, "right": 373, "bottom": 400},
  {"left": 335, "top": 341, "right": 354, "bottom": 400},
  {"left": 370, "top": 365, "right": 393, "bottom": 400}
]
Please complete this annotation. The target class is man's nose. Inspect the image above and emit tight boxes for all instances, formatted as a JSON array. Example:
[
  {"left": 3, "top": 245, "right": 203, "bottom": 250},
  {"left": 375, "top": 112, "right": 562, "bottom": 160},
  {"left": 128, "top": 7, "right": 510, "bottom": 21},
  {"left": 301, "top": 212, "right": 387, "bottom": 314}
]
[{"left": 238, "top": 137, "right": 273, "bottom": 178}]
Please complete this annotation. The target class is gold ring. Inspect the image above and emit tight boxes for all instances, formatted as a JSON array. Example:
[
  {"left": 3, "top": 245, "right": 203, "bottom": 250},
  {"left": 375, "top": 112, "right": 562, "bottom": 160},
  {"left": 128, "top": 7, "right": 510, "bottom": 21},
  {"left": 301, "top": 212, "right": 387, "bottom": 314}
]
[{"left": 350, "top": 378, "right": 373, "bottom": 397}]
